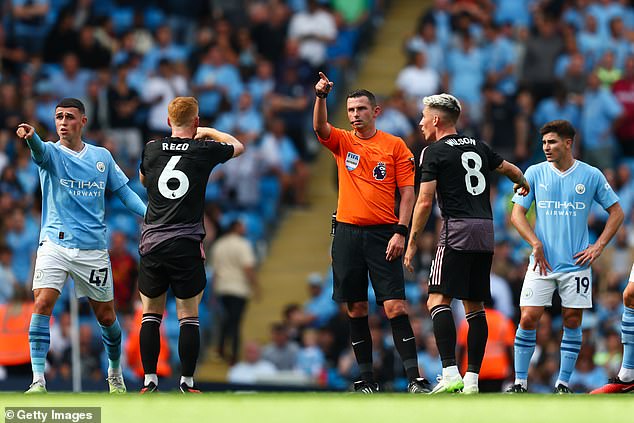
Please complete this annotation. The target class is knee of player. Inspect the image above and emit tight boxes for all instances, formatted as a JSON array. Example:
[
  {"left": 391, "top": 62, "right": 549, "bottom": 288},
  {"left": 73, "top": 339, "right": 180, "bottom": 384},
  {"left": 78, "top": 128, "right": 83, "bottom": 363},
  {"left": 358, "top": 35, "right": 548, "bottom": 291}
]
[
  {"left": 33, "top": 296, "right": 56, "bottom": 315},
  {"left": 519, "top": 310, "right": 541, "bottom": 330},
  {"left": 562, "top": 314, "right": 582, "bottom": 329},
  {"left": 384, "top": 300, "right": 408, "bottom": 318},
  {"left": 624, "top": 284, "right": 634, "bottom": 308},
  {"left": 95, "top": 309, "right": 117, "bottom": 326},
  {"left": 346, "top": 301, "right": 369, "bottom": 317}
]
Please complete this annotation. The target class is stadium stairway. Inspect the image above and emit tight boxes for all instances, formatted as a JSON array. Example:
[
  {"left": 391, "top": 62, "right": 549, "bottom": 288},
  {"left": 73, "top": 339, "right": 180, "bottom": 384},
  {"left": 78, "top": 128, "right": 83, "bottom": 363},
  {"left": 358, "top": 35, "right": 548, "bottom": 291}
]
[{"left": 197, "top": 0, "right": 430, "bottom": 382}]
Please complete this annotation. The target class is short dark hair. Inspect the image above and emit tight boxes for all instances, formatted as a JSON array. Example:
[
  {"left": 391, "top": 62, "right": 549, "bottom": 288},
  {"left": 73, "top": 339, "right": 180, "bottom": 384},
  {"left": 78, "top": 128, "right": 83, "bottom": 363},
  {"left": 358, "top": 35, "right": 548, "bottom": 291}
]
[
  {"left": 56, "top": 98, "right": 85, "bottom": 114},
  {"left": 347, "top": 89, "right": 377, "bottom": 107},
  {"left": 540, "top": 119, "right": 576, "bottom": 141}
]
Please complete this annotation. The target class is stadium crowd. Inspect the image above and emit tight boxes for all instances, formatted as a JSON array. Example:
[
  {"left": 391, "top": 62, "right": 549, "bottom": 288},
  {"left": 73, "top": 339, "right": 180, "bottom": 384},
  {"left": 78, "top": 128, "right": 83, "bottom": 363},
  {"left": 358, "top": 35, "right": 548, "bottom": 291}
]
[{"left": 2, "top": 0, "right": 634, "bottom": 394}]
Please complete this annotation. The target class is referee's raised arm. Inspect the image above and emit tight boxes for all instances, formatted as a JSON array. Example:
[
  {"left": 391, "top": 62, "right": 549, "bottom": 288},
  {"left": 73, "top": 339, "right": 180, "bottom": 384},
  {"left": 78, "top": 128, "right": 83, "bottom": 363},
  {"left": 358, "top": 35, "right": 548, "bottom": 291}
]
[{"left": 313, "top": 71, "right": 333, "bottom": 139}]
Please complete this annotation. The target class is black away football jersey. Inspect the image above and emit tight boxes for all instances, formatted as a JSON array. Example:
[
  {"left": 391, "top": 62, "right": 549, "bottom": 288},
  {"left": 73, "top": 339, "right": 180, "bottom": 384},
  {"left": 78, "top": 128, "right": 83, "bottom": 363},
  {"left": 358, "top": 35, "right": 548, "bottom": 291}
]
[
  {"left": 419, "top": 134, "right": 503, "bottom": 220},
  {"left": 139, "top": 137, "right": 233, "bottom": 255}
]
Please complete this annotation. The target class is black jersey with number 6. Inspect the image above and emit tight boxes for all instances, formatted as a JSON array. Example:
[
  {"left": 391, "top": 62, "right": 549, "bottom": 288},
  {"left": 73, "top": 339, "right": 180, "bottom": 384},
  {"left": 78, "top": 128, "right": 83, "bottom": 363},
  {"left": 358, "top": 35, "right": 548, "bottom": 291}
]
[
  {"left": 419, "top": 134, "right": 503, "bottom": 220},
  {"left": 139, "top": 136, "right": 234, "bottom": 255}
]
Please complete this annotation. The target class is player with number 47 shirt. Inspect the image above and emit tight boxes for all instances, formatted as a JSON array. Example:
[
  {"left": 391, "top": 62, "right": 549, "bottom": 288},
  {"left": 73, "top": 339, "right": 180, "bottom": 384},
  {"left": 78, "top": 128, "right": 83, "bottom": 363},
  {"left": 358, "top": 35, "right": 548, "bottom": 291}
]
[{"left": 404, "top": 93, "right": 529, "bottom": 395}]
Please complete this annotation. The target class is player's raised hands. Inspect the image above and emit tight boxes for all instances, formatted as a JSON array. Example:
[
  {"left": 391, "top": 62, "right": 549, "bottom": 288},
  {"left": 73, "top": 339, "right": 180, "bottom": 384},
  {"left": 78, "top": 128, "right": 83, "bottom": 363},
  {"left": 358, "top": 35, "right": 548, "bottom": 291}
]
[
  {"left": 16, "top": 123, "right": 35, "bottom": 140},
  {"left": 315, "top": 72, "right": 333, "bottom": 97}
]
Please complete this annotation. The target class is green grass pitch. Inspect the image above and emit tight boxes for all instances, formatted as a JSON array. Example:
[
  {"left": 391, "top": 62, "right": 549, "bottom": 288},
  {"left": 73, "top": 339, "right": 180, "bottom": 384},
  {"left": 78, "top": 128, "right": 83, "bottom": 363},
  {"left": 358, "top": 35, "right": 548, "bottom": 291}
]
[{"left": 0, "top": 393, "right": 630, "bottom": 423}]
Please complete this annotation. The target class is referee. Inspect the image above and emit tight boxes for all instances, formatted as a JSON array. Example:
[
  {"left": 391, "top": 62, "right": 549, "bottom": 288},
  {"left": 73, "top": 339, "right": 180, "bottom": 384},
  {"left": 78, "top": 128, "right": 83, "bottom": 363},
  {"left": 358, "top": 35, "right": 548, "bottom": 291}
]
[{"left": 313, "top": 72, "right": 431, "bottom": 393}]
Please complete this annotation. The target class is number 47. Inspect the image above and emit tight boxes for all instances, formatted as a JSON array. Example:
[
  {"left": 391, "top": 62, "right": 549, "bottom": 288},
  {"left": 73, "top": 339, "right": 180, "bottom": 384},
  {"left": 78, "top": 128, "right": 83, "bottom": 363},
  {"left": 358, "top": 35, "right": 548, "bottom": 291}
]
[{"left": 89, "top": 268, "right": 109, "bottom": 287}]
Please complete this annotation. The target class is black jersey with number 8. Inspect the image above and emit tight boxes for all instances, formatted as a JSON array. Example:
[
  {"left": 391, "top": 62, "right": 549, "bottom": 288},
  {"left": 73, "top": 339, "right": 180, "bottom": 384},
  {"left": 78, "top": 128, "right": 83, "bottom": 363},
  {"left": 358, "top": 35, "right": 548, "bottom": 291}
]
[{"left": 419, "top": 134, "right": 503, "bottom": 220}]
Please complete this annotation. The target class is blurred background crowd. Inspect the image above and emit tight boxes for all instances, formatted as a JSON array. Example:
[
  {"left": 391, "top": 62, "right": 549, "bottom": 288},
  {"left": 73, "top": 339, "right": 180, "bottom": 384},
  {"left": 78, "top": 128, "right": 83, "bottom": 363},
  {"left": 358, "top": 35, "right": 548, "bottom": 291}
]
[{"left": 1, "top": 0, "right": 633, "bottom": 393}]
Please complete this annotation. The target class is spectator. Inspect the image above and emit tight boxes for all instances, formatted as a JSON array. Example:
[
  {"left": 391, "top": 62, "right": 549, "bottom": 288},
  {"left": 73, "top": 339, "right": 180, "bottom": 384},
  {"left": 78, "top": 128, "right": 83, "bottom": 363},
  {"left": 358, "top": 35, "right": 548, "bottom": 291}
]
[
  {"left": 227, "top": 340, "right": 278, "bottom": 384},
  {"left": 287, "top": 0, "right": 337, "bottom": 73},
  {"left": 613, "top": 55, "right": 634, "bottom": 157},
  {"left": 259, "top": 118, "right": 310, "bottom": 207},
  {"left": 293, "top": 272, "right": 338, "bottom": 329},
  {"left": 106, "top": 64, "right": 143, "bottom": 161},
  {"left": 211, "top": 220, "right": 259, "bottom": 365},
  {"left": 109, "top": 232, "right": 137, "bottom": 316},
  {"left": 142, "top": 58, "right": 188, "bottom": 138},
  {"left": 261, "top": 322, "right": 300, "bottom": 371},
  {"left": 47, "top": 52, "right": 92, "bottom": 106},
  {"left": 0, "top": 246, "right": 17, "bottom": 303},
  {"left": 405, "top": 19, "right": 445, "bottom": 74},
  {"left": 395, "top": 51, "right": 440, "bottom": 111},
  {"left": 580, "top": 71, "right": 623, "bottom": 169},
  {"left": 295, "top": 328, "right": 325, "bottom": 381}
]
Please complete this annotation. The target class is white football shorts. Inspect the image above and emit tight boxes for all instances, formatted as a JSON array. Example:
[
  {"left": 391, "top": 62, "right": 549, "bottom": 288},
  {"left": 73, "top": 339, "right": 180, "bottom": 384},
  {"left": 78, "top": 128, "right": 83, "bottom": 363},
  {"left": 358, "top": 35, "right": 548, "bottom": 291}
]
[
  {"left": 32, "top": 239, "right": 114, "bottom": 302},
  {"left": 519, "top": 266, "right": 592, "bottom": 308}
]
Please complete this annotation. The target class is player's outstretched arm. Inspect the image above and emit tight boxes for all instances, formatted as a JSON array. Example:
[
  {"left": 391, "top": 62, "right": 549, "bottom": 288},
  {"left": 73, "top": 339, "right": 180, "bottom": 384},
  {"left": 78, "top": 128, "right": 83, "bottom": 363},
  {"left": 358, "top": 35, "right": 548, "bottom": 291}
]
[
  {"left": 495, "top": 160, "right": 529, "bottom": 196},
  {"left": 195, "top": 127, "right": 244, "bottom": 157},
  {"left": 510, "top": 203, "right": 551, "bottom": 276},
  {"left": 313, "top": 71, "right": 333, "bottom": 140},
  {"left": 16, "top": 123, "right": 46, "bottom": 162},
  {"left": 404, "top": 181, "right": 435, "bottom": 273},
  {"left": 574, "top": 202, "right": 624, "bottom": 266},
  {"left": 114, "top": 184, "right": 147, "bottom": 217}
]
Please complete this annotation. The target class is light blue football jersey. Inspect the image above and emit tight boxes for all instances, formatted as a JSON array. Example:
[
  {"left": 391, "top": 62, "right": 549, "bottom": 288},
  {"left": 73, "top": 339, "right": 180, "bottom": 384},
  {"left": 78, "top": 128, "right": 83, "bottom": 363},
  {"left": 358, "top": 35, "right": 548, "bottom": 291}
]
[
  {"left": 34, "top": 141, "right": 129, "bottom": 249},
  {"left": 512, "top": 160, "right": 619, "bottom": 273}
]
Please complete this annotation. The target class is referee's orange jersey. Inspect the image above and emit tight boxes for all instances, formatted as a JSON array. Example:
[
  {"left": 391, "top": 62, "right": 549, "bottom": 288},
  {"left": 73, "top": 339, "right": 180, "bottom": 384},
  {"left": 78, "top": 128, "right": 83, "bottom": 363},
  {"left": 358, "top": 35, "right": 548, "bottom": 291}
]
[{"left": 318, "top": 127, "right": 415, "bottom": 226}]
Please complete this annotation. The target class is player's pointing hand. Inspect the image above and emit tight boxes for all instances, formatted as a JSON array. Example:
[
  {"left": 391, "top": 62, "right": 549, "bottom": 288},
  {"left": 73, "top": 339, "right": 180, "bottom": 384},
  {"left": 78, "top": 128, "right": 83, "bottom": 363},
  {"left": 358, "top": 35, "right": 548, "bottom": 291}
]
[
  {"left": 16, "top": 123, "right": 35, "bottom": 140},
  {"left": 315, "top": 71, "right": 333, "bottom": 97}
]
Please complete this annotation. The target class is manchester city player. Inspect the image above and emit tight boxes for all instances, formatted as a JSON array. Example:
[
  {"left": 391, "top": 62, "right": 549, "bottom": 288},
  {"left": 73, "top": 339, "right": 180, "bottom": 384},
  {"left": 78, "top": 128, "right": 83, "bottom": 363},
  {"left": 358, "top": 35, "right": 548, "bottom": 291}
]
[
  {"left": 508, "top": 120, "right": 624, "bottom": 393},
  {"left": 16, "top": 98, "right": 147, "bottom": 394}
]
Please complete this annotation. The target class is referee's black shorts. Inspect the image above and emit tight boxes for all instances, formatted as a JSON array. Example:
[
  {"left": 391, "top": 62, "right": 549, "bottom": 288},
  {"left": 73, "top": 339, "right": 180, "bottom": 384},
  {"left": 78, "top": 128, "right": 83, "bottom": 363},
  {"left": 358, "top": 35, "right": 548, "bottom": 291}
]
[
  {"left": 138, "top": 238, "right": 207, "bottom": 299},
  {"left": 331, "top": 222, "right": 405, "bottom": 305},
  {"left": 428, "top": 244, "right": 492, "bottom": 301}
]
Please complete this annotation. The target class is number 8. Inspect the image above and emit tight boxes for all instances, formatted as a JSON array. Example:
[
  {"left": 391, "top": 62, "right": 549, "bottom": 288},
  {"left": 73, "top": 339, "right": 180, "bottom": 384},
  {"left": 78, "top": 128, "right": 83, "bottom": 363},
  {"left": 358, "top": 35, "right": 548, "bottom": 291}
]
[{"left": 461, "top": 152, "right": 486, "bottom": 196}]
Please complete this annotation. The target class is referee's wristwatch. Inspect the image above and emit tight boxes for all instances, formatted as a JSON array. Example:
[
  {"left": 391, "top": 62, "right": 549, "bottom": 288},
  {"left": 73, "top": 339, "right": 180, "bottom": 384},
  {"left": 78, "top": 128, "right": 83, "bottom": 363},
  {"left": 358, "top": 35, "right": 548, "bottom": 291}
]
[{"left": 394, "top": 224, "right": 408, "bottom": 236}]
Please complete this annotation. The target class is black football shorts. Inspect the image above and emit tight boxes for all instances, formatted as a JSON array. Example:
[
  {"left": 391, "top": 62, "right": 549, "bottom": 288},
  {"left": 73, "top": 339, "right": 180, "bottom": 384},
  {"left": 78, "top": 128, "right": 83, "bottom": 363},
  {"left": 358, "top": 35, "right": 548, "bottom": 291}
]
[
  {"left": 138, "top": 238, "right": 206, "bottom": 299},
  {"left": 331, "top": 222, "right": 405, "bottom": 305},
  {"left": 428, "top": 245, "right": 492, "bottom": 301}
]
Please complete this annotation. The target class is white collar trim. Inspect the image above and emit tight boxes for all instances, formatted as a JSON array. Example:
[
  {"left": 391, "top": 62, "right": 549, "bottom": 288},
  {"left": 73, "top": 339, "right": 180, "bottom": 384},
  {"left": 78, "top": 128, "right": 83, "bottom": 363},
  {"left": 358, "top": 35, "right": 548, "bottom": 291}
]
[
  {"left": 59, "top": 141, "right": 88, "bottom": 158},
  {"left": 549, "top": 160, "right": 578, "bottom": 177}
]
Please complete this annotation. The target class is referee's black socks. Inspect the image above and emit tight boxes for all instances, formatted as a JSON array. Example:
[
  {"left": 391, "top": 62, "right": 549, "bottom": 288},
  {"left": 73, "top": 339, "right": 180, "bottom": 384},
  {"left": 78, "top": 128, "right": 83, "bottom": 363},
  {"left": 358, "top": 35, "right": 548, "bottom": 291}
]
[
  {"left": 179, "top": 317, "right": 200, "bottom": 378},
  {"left": 349, "top": 316, "right": 374, "bottom": 383},
  {"left": 140, "top": 313, "right": 162, "bottom": 375},
  {"left": 430, "top": 304, "right": 457, "bottom": 368},
  {"left": 389, "top": 314, "right": 421, "bottom": 381},
  {"left": 465, "top": 309, "right": 488, "bottom": 374}
]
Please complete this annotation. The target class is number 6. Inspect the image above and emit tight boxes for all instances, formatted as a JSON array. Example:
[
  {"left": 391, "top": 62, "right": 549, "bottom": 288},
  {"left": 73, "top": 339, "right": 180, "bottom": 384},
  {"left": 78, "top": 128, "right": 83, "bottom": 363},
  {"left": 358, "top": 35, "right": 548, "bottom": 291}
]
[{"left": 158, "top": 156, "right": 189, "bottom": 199}]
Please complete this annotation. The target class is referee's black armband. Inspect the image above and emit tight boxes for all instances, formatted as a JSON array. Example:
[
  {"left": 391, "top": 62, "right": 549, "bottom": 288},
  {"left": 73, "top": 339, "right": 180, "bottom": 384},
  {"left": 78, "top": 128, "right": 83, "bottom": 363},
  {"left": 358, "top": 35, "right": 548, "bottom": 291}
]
[{"left": 394, "top": 224, "right": 408, "bottom": 236}]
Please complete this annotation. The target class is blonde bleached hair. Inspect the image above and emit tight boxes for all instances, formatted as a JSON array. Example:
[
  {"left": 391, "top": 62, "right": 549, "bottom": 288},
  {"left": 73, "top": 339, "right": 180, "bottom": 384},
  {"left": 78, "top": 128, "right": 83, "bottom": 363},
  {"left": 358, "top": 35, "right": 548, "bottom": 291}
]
[
  {"left": 168, "top": 97, "right": 199, "bottom": 127},
  {"left": 422, "top": 93, "right": 461, "bottom": 123}
]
